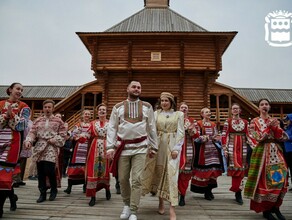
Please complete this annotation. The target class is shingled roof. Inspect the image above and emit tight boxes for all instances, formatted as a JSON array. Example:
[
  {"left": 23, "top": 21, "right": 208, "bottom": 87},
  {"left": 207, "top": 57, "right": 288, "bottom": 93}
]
[
  {"left": 1, "top": 85, "right": 292, "bottom": 104},
  {"left": 104, "top": 7, "right": 207, "bottom": 33},
  {"left": 0, "top": 85, "right": 80, "bottom": 99},
  {"left": 234, "top": 88, "right": 292, "bottom": 104}
]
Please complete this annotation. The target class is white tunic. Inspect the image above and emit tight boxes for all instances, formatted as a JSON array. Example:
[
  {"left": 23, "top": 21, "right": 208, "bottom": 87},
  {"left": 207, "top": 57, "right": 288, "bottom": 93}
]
[{"left": 107, "top": 99, "right": 158, "bottom": 156}]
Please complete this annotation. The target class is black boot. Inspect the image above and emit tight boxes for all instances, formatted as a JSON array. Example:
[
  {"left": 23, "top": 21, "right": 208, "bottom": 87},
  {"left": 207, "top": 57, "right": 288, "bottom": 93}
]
[
  {"left": 204, "top": 191, "right": 212, "bottom": 201},
  {"left": 115, "top": 181, "right": 121, "bottom": 194},
  {"left": 271, "top": 207, "right": 286, "bottom": 220},
  {"left": 0, "top": 191, "right": 7, "bottom": 218},
  {"left": 235, "top": 191, "right": 243, "bottom": 205},
  {"left": 83, "top": 184, "right": 86, "bottom": 193},
  {"left": 64, "top": 184, "right": 72, "bottom": 194},
  {"left": 89, "top": 197, "right": 96, "bottom": 206},
  {"left": 209, "top": 190, "right": 214, "bottom": 200},
  {"left": 106, "top": 189, "right": 111, "bottom": 200},
  {"left": 179, "top": 195, "right": 185, "bottom": 206},
  {"left": 18, "top": 181, "right": 26, "bottom": 186},
  {"left": 12, "top": 182, "right": 19, "bottom": 188},
  {"left": 263, "top": 211, "right": 277, "bottom": 220},
  {"left": 37, "top": 193, "right": 47, "bottom": 203},
  {"left": 204, "top": 189, "right": 214, "bottom": 201},
  {"left": 49, "top": 190, "right": 57, "bottom": 201},
  {"left": 10, "top": 194, "right": 18, "bottom": 211}
]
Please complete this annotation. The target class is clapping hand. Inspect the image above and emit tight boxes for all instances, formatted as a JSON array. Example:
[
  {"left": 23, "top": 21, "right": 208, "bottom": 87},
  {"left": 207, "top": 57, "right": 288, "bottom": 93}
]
[
  {"left": 24, "top": 141, "right": 32, "bottom": 150},
  {"left": 48, "top": 138, "right": 56, "bottom": 145},
  {"left": 6, "top": 104, "right": 12, "bottom": 118},
  {"left": 213, "top": 134, "right": 221, "bottom": 142},
  {"left": 269, "top": 119, "right": 279, "bottom": 127}
]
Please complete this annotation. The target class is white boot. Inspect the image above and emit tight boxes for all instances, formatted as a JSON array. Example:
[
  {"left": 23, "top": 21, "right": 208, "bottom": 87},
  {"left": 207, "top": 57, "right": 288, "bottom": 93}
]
[{"left": 120, "top": 206, "right": 131, "bottom": 219}]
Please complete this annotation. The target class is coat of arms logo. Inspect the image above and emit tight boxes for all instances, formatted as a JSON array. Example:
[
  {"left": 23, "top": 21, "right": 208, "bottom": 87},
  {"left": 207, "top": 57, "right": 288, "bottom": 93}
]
[{"left": 265, "top": 10, "right": 292, "bottom": 47}]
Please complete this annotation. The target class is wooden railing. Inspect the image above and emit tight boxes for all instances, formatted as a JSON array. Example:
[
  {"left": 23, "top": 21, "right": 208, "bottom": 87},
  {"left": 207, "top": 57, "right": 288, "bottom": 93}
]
[
  {"left": 66, "top": 106, "right": 95, "bottom": 131},
  {"left": 31, "top": 107, "right": 95, "bottom": 131},
  {"left": 32, "top": 110, "right": 43, "bottom": 120},
  {"left": 66, "top": 110, "right": 82, "bottom": 131},
  {"left": 270, "top": 113, "right": 287, "bottom": 119},
  {"left": 210, "top": 108, "right": 230, "bottom": 126},
  {"left": 210, "top": 109, "right": 287, "bottom": 129}
]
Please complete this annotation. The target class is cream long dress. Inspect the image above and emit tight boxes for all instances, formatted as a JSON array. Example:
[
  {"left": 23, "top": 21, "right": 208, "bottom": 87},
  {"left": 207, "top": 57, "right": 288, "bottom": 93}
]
[{"left": 150, "top": 109, "right": 184, "bottom": 206}]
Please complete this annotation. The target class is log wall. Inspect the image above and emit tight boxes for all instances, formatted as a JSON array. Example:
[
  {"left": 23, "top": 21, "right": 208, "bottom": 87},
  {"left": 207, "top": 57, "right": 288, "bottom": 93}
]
[
  {"left": 101, "top": 71, "right": 215, "bottom": 119},
  {"left": 94, "top": 36, "right": 220, "bottom": 71}
]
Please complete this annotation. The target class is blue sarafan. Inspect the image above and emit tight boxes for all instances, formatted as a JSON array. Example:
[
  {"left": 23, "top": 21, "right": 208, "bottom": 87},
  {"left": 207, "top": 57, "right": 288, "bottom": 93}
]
[{"left": 284, "top": 113, "right": 292, "bottom": 152}]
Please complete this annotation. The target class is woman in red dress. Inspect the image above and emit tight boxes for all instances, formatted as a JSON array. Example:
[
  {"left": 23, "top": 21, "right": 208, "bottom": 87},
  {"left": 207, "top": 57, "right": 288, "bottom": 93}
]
[
  {"left": 191, "top": 107, "right": 223, "bottom": 200},
  {"left": 177, "top": 102, "right": 195, "bottom": 206},
  {"left": 244, "top": 99, "right": 288, "bottom": 220},
  {"left": 221, "top": 103, "right": 254, "bottom": 205},
  {"left": 86, "top": 103, "right": 110, "bottom": 206},
  {"left": 0, "top": 83, "right": 30, "bottom": 218},
  {"left": 64, "top": 110, "right": 91, "bottom": 194}
]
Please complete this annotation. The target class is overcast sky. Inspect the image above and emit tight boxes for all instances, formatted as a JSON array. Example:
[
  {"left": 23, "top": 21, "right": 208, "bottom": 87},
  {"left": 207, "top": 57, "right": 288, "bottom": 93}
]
[{"left": 0, "top": 0, "right": 291, "bottom": 89}]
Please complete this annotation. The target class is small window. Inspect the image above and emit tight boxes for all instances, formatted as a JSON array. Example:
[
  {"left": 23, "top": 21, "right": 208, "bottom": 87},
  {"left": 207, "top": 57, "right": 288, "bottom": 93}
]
[{"left": 151, "top": 52, "right": 161, "bottom": 61}]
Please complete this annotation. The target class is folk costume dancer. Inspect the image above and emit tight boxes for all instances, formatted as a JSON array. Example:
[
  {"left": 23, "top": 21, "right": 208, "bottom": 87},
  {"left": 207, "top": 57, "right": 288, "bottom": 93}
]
[
  {"left": 177, "top": 102, "right": 195, "bottom": 207},
  {"left": 16, "top": 117, "right": 33, "bottom": 187},
  {"left": 107, "top": 81, "right": 158, "bottom": 220},
  {"left": 191, "top": 108, "right": 223, "bottom": 201},
  {"left": 62, "top": 132, "right": 73, "bottom": 177},
  {"left": 221, "top": 103, "right": 254, "bottom": 205},
  {"left": 150, "top": 92, "right": 184, "bottom": 220},
  {"left": 244, "top": 99, "right": 288, "bottom": 220},
  {"left": 24, "top": 99, "right": 66, "bottom": 203},
  {"left": 64, "top": 110, "right": 91, "bottom": 194},
  {"left": 283, "top": 114, "right": 292, "bottom": 190},
  {"left": 86, "top": 104, "right": 111, "bottom": 206},
  {"left": 54, "top": 113, "right": 68, "bottom": 187},
  {"left": 0, "top": 83, "right": 30, "bottom": 218}
]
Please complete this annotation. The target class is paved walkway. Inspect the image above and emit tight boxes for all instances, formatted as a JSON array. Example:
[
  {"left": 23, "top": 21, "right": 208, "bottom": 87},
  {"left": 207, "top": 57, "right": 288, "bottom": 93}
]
[{"left": 2, "top": 175, "right": 292, "bottom": 219}]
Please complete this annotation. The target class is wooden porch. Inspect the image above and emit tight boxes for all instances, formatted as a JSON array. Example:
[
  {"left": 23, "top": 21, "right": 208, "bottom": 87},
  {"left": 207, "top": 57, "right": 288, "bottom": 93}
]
[{"left": 3, "top": 175, "right": 292, "bottom": 220}]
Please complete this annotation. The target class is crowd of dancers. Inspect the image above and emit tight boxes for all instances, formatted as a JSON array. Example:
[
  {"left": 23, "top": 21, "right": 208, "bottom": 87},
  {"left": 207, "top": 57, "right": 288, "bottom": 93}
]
[{"left": 0, "top": 81, "right": 291, "bottom": 220}]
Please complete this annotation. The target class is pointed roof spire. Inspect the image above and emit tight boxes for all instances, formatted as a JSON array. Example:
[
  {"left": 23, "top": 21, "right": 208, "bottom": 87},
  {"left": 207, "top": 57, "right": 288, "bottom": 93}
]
[{"left": 144, "top": 0, "right": 169, "bottom": 8}]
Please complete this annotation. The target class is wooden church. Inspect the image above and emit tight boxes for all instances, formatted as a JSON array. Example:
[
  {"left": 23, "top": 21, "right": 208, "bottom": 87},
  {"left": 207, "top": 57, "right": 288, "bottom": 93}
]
[
  {"left": 3, "top": 0, "right": 275, "bottom": 129},
  {"left": 50, "top": 0, "right": 259, "bottom": 128}
]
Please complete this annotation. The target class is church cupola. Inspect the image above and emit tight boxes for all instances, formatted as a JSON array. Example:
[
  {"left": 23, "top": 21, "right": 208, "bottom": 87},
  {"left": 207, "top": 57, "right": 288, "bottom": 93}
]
[{"left": 144, "top": 0, "right": 169, "bottom": 8}]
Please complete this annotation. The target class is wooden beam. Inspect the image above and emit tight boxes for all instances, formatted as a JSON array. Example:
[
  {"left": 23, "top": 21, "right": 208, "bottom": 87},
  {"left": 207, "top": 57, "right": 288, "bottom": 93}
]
[
  {"left": 31, "top": 101, "right": 35, "bottom": 118},
  {"left": 93, "top": 93, "right": 97, "bottom": 119},
  {"left": 103, "top": 69, "right": 109, "bottom": 107},
  {"left": 91, "top": 38, "right": 98, "bottom": 75},
  {"left": 228, "top": 94, "right": 232, "bottom": 117},
  {"left": 127, "top": 41, "right": 133, "bottom": 83},
  {"left": 179, "top": 41, "right": 185, "bottom": 102},
  {"left": 216, "top": 94, "right": 220, "bottom": 124},
  {"left": 214, "top": 36, "right": 221, "bottom": 71},
  {"left": 128, "top": 41, "right": 132, "bottom": 70},
  {"left": 203, "top": 71, "right": 209, "bottom": 107},
  {"left": 81, "top": 93, "right": 85, "bottom": 112},
  {"left": 94, "top": 67, "right": 218, "bottom": 71},
  {"left": 280, "top": 105, "right": 284, "bottom": 118}
]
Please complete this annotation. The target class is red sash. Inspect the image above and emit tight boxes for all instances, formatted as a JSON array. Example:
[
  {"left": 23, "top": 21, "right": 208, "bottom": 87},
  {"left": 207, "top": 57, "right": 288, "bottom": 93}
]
[{"left": 109, "top": 136, "right": 147, "bottom": 177}]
